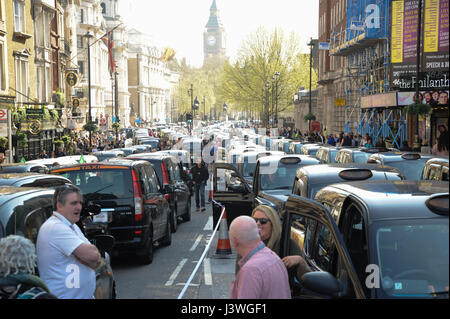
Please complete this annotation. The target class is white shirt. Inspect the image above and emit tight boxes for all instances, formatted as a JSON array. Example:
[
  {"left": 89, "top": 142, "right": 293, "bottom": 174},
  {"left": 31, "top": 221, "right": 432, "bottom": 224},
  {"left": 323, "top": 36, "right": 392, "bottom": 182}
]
[{"left": 36, "top": 212, "right": 96, "bottom": 299}]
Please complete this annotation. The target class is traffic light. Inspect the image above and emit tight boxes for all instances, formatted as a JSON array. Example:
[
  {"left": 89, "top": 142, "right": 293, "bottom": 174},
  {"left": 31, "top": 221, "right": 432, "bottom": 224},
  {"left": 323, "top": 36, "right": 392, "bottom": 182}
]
[
  {"left": 186, "top": 113, "right": 193, "bottom": 122},
  {"left": 223, "top": 103, "right": 227, "bottom": 112}
]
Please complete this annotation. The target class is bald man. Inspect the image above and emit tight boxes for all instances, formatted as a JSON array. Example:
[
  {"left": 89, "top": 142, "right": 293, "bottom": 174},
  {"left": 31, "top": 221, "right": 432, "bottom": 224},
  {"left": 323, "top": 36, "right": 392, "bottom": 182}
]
[{"left": 229, "top": 216, "right": 291, "bottom": 299}]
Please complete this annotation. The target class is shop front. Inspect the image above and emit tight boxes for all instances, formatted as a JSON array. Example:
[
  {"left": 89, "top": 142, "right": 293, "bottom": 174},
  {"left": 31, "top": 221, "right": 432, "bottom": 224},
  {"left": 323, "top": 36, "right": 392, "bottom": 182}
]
[{"left": 398, "top": 91, "right": 449, "bottom": 152}]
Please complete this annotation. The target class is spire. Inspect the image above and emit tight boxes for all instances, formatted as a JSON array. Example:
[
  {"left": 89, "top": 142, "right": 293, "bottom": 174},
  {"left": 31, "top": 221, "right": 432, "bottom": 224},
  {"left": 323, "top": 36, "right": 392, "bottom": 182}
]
[
  {"left": 210, "top": 0, "right": 217, "bottom": 10},
  {"left": 206, "top": 0, "right": 222, "bottom": 29}
]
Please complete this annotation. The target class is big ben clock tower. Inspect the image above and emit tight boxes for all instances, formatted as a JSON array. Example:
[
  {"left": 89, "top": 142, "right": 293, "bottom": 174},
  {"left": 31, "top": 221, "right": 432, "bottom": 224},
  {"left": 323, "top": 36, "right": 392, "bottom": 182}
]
[{"left": 203, "top": 0, "right": 227, "bottom": 64}]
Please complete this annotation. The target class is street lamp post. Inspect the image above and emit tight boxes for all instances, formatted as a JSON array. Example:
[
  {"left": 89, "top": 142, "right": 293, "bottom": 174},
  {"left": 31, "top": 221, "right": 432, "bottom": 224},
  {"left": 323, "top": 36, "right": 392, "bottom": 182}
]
[
  {"left": 266, "top": 81, "right": 273, "bottom": 125},
  {"left": 307, "top": 38, "right": 315, "bottom": 132},
  {"left": 273, "top": 72, "right": 280, "bottom": 126},
  {"left": 414, "top": 0, "right": 423, "bottom": 151},
  {"left": 187, "top": 84, "right": 193, "bottom": 135},
  {"left": 203, "top": 96, "right": 206, "bottom": 122},
  {"left": 85, "top": 31, "right": 94, "bottom": 147}
]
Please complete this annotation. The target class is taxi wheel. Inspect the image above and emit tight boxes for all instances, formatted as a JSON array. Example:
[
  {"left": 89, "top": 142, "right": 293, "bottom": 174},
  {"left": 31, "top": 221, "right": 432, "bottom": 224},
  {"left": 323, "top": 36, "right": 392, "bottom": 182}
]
[
  {"left": 182, "top": 199, "right": 191, "bottom": 222},
  {"left": 170, "top": 206, "right": 178, "bottom": 233},
  {"left": 138, "top": 228, "right": 154, "bottom": 265}
]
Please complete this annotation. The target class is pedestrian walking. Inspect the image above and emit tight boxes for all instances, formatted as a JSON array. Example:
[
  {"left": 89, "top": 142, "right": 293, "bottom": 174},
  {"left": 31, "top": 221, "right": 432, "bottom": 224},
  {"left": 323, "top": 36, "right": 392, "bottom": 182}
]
[
  {"left": 229, "top": 215, "right": 291, "bottom": 299},
  {"left": 191, "top": 158, "right": 209, "bottom": 212},
  {"left": 0, "top": 235, "right": 56, "bottom": 299},
  {"left": 36, "top": 185, "right": 101, "bottom": 299}
]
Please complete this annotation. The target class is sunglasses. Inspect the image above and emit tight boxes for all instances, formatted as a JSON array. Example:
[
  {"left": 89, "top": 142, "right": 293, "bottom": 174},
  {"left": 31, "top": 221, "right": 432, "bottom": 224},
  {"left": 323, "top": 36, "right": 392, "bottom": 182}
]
[{"left": 253, "top": 217, "right": 270, "bottom": 225}]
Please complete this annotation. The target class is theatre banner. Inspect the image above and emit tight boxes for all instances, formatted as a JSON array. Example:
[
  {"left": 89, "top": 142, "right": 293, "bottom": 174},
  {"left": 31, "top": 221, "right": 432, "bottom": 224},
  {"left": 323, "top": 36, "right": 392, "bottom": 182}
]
[{"left": 391, "top": 0, "right": 449, "bottom": 91}]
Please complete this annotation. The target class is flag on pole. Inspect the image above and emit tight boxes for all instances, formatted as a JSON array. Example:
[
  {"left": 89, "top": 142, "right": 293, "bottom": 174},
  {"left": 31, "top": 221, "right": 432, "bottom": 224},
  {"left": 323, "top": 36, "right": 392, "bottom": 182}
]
[
  {"left": 102, "top": 31, "right": 116, "bottom": 75},
  {"left": 79, "top": 154, "right": 86, "bottom": 164}
]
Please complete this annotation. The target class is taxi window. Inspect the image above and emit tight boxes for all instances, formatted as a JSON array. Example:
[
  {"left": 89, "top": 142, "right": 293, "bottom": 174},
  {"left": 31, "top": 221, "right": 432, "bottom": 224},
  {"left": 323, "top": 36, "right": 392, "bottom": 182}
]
[
  {"left": 428, "top": 164, "right": 442, "bottom": 181},
  {"left": 61, "top": 169, "right": 133, "bottom": 199},
  {"left": 290, "top": 215, "right": 318, "bottom": 257},
  {"left": 314, "top": 223, "right": 336, "bottom": 272},
  {"left": 442, "top": 166, "right": 449, "bottom": 181},
  {"left": 354, "top": 153, "right": 371, "bottom": 163}
]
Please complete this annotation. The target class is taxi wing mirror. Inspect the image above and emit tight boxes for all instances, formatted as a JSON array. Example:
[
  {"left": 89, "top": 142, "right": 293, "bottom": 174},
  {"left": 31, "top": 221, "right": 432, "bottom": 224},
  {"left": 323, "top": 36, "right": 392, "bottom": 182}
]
[{"left": 301, "top": 271, "right": 343, "bottom": 298}]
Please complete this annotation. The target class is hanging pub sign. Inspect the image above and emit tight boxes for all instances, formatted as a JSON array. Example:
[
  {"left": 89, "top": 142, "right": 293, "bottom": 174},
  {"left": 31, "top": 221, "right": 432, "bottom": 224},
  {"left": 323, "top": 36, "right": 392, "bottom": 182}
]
[{"left": 66, "top": 72, "right": 78, "bottom": 87}]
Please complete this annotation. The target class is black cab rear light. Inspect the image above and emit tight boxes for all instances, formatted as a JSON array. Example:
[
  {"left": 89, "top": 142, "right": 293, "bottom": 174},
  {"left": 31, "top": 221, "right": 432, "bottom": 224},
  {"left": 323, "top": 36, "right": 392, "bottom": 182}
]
[
  {"left": 339, "top": 169, "right": 373, "bottom": 181},
  {"left": 280, "top": 157, "right": 301, "bottom": 164},
  {"left": 426, "top": 194, "right": 449, "bottom": 216},
  {"left": 402, "top": 153, "right": 421, "bottom": 160}
]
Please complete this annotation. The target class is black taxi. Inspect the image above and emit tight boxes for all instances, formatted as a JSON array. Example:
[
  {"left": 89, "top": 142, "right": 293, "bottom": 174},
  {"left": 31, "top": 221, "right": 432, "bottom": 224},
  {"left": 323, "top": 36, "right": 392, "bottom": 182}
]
[
  {"left": 367, "top": 152, "right": 434, "bottom": 180},
  {"left": 281, "top": 180, "right": 449, "bottom": 299},
  {"left": 0, "top": 187, "right": 117, "bottom": 299},
  {"left": 212, "top": 155, "right": 320, "bottom": 228},
  {"left": 335, "top": 147, "right": 393, "bottom": 164},
  {"left": 421, "top": 157, "right": 449, "bottom": 182},
  {"left": 50, "top": 161, "right": 172, "bottom": 264},
  {"left": 292, "top": 163, "right": 404, "bottom": 199},
  {"left": 0, "top": 173, "right": 72, "bottom": 188}
]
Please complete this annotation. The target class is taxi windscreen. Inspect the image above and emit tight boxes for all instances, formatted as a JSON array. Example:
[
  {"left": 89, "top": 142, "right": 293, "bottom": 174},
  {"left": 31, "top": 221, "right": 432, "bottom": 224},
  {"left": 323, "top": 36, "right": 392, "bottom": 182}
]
[
  {"left": 60, "top": 169, "right": 133, "bottom": 199},
  {"left": 374, "top": 219, "right": 449, "bottom": 298},
  {"left": 259, "top": 163, "right": 300, "bottom": 191},
  {"left": 384, "top": 160, "right": 427, "bottom": 180}
]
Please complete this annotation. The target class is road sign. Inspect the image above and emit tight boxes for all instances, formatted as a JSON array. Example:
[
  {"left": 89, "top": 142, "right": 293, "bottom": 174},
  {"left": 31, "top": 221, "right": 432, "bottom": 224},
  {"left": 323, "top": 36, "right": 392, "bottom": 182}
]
[
  {"left": 66, "top": 72, "right": 78, "bottom": 87},
  {"left": 0, "top": 109, "right": 6, "bottom": 122},
  {"left": 72, "top": 98, "right": 80, "bottom": 108}
]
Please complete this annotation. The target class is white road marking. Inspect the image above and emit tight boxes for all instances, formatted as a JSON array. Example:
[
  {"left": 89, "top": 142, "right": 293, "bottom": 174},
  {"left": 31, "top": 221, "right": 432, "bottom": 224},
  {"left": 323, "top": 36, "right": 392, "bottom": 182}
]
[
  {"left": 203, "top": 216, "right": 213, "bottom": 231},
  {"left": 203, "top": 258, "right": 212, "bottom": 285},
  {"left": 165, "top": 258, "right": 188, "bottom": 286},
  {"left": 190, "top": 235, "right": 203, "bottom": 251}
]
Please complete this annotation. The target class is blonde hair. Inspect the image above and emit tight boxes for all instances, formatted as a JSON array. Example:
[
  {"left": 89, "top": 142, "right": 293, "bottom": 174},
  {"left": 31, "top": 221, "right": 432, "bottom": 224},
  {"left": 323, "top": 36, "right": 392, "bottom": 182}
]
[
  {"left": 251, "top": 205, "right": 282, "bottom": 255},
  {"left": 0, "top": 235, "right": 36, "bottom": 277}
]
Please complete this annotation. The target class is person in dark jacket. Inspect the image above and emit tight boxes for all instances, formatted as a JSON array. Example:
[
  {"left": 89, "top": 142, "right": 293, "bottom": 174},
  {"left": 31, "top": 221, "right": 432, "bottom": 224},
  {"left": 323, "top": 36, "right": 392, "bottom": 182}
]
[
  {"left": 0, "top": 235, "right": 56, "bottom": 299},
  {"left": 191, "top": 158, "right": 209, "bottom": 212}
]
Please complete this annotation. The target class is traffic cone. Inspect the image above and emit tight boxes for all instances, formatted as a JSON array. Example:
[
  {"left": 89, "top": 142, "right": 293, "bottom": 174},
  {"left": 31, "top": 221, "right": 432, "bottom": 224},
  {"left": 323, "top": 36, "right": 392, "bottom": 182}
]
[{"left": 215, "top": 207, "right": 232, "bottom": 256}]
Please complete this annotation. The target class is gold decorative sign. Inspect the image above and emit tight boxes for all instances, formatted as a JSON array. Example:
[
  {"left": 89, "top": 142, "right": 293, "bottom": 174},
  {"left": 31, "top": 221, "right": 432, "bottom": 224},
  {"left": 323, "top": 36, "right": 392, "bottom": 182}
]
[
  {"left": 66, "top": 72, "right": 78, "bottom": 87},
  {"left": 29, "top": 119, "right": 42, "bottom": 135}
]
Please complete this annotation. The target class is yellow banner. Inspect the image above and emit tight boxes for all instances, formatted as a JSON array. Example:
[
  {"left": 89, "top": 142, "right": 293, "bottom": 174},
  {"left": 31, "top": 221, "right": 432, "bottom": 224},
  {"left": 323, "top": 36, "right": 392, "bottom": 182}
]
[
  {"left": 334, "top": 98, "right": 346, "bottom": 107},
  {"left": 391, "top": 0, "right": 404, "bottom": 63},
  {"left": 424, "top": 0, "right": 440, "bottom": 53}
]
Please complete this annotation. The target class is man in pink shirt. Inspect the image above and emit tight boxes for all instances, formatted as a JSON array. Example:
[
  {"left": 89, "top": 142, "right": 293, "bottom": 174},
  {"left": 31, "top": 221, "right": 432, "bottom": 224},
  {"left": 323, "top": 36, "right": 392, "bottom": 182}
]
[{"left": 229, "top": 216, "right": 291, "bottom": 299}]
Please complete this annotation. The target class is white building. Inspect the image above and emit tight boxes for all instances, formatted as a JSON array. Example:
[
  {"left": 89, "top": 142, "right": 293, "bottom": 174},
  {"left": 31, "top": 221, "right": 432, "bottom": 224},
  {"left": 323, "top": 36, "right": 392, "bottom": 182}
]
[
  {"left": 127, "top": 29, "right": 177, "bottom": 124},
  {"left": 74, "top": 0, "right": 109, "bottom": 126},
  {"left": 101, "top": 0, "right": 131, "bottom": 127}
]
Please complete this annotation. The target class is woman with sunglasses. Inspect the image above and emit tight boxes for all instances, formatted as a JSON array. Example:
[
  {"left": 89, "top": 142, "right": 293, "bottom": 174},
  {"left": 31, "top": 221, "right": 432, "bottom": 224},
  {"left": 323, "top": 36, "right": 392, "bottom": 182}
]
[{"left": 235, "top": 205, "right": 311, "bottom": 282}]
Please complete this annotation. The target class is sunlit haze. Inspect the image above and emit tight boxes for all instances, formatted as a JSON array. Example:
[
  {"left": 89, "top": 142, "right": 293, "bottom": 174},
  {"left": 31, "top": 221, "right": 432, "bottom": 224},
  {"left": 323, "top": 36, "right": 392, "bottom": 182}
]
[{"left": 120, "top": 0, "right": 319, "bottom": 67}]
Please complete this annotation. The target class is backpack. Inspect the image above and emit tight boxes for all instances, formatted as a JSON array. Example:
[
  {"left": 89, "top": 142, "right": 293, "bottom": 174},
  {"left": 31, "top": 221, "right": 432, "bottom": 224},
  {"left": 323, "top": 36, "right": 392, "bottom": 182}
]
[{"left": 210, "top": 146, "right": 216, "bottom": 156}]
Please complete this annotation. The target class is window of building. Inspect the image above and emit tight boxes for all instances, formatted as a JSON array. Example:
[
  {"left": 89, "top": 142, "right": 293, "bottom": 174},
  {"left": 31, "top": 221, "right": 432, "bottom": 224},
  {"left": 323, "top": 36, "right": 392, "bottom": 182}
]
[
  {"left": 78, "top": 61, "right": 84, "bottom": 75},
  {"left": 14, "top": 0, "right": 25, "bottom": 33},
  {"left": 77, "top": 35, "right": 83, "bottom": 48},
  {"left": 0, "top": 43, "right": 4, "bottom": 91},
  {"left": 15, "top": 56, "right": 29, "bottom": 105},
  {"left": 101, "top": 3, "right": 106, "bottom": 14},
  {"left": 78, "top": 8, "right": 84, "bottom": 24}
]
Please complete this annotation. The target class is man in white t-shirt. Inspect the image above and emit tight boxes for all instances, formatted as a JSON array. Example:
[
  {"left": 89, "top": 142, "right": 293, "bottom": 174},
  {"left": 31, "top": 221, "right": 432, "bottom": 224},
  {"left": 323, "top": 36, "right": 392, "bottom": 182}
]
[{"left": 36, "top": 185, "right": 101, "bottom": 299}]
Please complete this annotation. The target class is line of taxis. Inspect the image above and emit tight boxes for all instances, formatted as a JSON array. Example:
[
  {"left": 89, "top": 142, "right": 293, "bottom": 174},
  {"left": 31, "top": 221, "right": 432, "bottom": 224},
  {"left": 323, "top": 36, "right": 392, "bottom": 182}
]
[{"left": 209, "top": 127, "right": 448, "bottom": 299}]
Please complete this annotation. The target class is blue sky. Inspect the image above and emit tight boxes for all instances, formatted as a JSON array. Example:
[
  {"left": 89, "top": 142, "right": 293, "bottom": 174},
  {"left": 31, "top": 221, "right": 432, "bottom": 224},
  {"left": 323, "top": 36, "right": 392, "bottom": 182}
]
[{"left": 120, "top": 0, "right": 319, "bottom": 67}]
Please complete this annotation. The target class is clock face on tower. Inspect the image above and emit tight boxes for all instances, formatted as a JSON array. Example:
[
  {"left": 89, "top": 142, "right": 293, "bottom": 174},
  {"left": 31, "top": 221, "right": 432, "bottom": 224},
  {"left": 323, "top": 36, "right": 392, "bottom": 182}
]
[{"left": 207, "top": 35, "right": 216, "bottom": 46}]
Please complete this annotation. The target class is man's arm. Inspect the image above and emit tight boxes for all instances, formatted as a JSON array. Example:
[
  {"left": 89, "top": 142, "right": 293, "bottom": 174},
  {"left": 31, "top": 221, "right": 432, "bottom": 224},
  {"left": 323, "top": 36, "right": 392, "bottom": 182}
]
[{"left": 73, "top": 243, "right": 101, "bottom": 270}]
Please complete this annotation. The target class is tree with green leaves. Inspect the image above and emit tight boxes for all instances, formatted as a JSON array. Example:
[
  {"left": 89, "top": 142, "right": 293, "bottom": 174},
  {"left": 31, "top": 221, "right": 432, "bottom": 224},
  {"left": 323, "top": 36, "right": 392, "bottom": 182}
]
[{"left": 219, "top": 27, "right": 317, "bottom": 125}]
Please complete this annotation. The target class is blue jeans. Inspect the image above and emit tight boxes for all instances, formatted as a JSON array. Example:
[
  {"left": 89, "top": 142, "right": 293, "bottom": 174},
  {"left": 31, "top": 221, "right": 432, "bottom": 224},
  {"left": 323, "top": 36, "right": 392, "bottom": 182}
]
[{"left": 195, "top": 183, "right": 206, "bottom": 208}]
